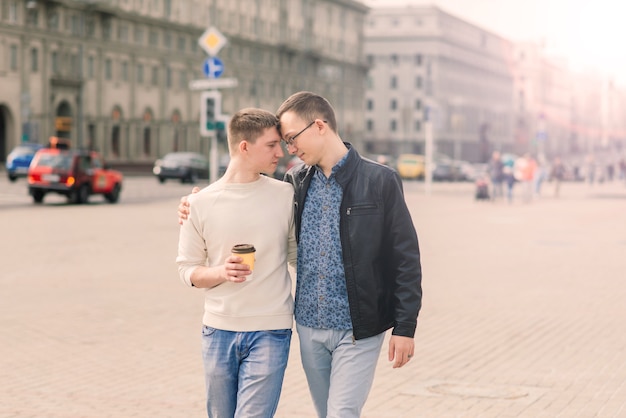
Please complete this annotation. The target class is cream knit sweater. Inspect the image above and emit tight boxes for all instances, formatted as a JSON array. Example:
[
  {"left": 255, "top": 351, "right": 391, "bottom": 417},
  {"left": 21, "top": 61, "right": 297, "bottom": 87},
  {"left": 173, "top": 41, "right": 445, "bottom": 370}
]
[{"left": 176, "top": 175, "right": 296, "bottom": 331}]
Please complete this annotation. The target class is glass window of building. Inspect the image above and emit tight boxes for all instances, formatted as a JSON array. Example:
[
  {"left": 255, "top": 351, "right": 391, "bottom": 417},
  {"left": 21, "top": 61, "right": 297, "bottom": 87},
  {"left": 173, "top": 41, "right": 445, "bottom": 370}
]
[
  {"left": 151, "top": 66, "right": 158, "bottom": 86},
  {"left": 47, "top": 9, "right": 59, "bottom": 30},
  {"left": 415, "top": 99, "right": 422, "bottom": 110},
  {"left": 367, "top": 99, "right": 373, "bottom": 110},
  {"left": 390, "top": 119, "right": 397, "bottom": 132},
  {"left": 51, "top": 51, "right": 59, "bottom": 74},
  {"left": 122, "top": 61, "right": 128, "bottom": 82},
  {"left": 179, "top": 70, "right": 186, "bottom": 89},
  {"left": 415, "top": 76, "right": 422, "bottom": 89},
  {"left": 415, "top": 54, "right": 422, "bottom": 66},
  {"left": 102, "top": 18, "right": 111, "bottom": 40},
  {"left": 31, "top": 48, "right": 38, "bottom": 72},
  {"left": 177, "top": 36, "right": 185, "bottom": 51},
  {"left": 71, "top": 15, "right": 80, "bottom": 35},
  {"left": 105, "top": 59, "right": 112, "bottom": 80},
  {"left": 390, "top": 99, "right": 397, "bottom": 110},
  {"left": 366, "top": 119, "right": 373, "bottom": 131},
  {"left": 8, "top": 0, "right": 17, "bottom": 23},
  {"left": 87, "top": 56, "right": 94, "bottom": 78},
  {"left": 391, "top": 54, "right": 398, "bottom": 66},
  {"left": 26, "top": 8, "right": 38, "bottom": 26},
  {"left": 135, "top": 27, "right": 144, "bottom": 44},
  {"left": 149, "top": 30, "right": 158, "bottom": 46},
  {"left": 164, "top": 33, "right": 171, "bottom": 49},
  {"left": 137, "top": 64, "right": 144, "bottom": 84},
  {"left": 119, "top": 24, "right": 129, "bottom": 42},
  {"left": 390, "top": 75, "right": 397, "bottom": 89},
  {"left": 9, "top": 45, "right": 18, "bottom": 71},
  {"left": 166, "top": 67, "right": 172, "bottom": 88},
  {"left": 415, "top": 120, "right": 421, "bottom": 132}
]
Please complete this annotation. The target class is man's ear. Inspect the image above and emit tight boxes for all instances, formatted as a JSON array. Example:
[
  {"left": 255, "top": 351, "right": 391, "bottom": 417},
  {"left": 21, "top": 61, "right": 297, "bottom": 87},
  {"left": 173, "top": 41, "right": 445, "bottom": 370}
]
[{"left": 239, "top": 140, "right": 249, "bottom": 153}]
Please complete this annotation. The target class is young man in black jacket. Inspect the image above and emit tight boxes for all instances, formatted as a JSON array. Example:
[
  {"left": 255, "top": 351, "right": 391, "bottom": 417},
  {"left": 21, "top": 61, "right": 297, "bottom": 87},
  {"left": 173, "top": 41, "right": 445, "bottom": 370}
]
[{"left": 277, "top": 91, "right": 422, "bottom": 418}]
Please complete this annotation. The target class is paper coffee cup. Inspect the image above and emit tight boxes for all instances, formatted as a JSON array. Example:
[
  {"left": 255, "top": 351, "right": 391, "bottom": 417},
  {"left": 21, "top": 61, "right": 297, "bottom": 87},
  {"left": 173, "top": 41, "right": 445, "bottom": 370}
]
[{"left": 231, "top": 244, "right": 256, "bottom": 271}]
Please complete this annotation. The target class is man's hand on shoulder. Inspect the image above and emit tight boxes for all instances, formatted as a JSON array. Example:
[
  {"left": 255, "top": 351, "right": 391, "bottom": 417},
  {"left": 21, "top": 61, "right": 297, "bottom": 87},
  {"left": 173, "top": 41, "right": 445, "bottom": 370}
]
[{"left": 178, "top": 187, "right": 200, "bottom": 225}]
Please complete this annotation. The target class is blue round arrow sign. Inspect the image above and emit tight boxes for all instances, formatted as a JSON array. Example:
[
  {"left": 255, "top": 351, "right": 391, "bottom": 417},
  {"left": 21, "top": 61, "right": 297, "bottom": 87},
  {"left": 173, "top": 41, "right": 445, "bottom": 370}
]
[{"left": 203, "top": 56, "right": 224, "bottom": 79}]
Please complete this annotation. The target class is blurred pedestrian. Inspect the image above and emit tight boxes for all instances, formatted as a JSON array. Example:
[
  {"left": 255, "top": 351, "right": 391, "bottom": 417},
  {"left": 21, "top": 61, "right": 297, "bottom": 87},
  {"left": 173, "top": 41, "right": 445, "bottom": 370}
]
[
  {"left": 176, "top": 108, "right": 297, "bottom": 418},
  {"left": 551, "top": 156, "right": 565, "bottom": 198},
  {"left": 488, "top": 150, "right": 504, "bottom": 200},
  {"left": 502, "top": 153, "right": 516, "bottom": 203}
]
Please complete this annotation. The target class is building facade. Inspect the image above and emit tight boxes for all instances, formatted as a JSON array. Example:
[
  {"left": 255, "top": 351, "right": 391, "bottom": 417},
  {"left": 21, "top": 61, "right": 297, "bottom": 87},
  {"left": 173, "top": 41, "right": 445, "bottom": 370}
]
[
  {"left": 363, "top": 5, "right": 515, "bottom": 163},
  {"left": 0, "top": 0, "right": 369, "bottom": 165}
]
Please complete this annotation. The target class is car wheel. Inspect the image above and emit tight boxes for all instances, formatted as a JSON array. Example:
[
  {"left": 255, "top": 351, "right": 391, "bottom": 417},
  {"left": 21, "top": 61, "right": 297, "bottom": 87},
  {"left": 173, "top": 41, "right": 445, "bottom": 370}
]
[
  {"left": 105, "top": 184, "right": 121, "bottom": 203},
  {"left": 71, "top": 184, "right": 90, "bottom": 204},
  {"left": 8, "top": 174, "right": 17, "bottom": 182},
  {"left": 158, "top": 176, "right": 165, "bottom": 184},
  {"left": 32, "top": 190, "right": 45, "bottom": 203}
]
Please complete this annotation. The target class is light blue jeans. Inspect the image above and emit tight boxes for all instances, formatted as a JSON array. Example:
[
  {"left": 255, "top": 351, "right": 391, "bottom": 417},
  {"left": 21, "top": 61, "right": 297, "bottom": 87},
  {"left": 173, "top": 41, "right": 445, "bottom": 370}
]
[
  {"left": 296, "top": 324, "right": 385, "bottom": 418},
  {"left": 201, "top": 326, "right": 292, "bottom": 418}
]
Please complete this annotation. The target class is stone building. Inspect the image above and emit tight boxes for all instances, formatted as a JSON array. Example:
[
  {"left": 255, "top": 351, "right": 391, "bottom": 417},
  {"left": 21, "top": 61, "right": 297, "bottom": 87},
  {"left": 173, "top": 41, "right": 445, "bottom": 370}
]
[
  {"left": 0, "top": 0, "right": 369, "bottom": 166},
  {"left": 363, "top": 5, "right": 515, "bottom": 163}
]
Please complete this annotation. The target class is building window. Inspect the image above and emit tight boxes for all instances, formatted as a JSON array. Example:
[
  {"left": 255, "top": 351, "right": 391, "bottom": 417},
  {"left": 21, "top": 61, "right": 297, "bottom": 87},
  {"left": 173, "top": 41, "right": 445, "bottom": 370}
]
[
  {"left": 47, "top": 9, "right": 59, "bottom": 30},
  {"left": 366, "top": 119, "right": 373, "bottom": 131},
  {"left": 166, "top": 67, "right": 172, "bottom": 88},
  {"left": 415, "top": 99, "right": 422, "bottom": 110},
  {"left": 179, "top": 70, "right": 187, "bottom": 89},
  {"left": 31, "top": 48, "right": 38, "bottom": 72},
  {"left": 164, "top": 0, "right": 171, "bottom": 17},
  {"left": 26, "top": 9, "right": 38, "bottom": 26},
  {"left": 51, "top": 51, "right": 59, "bottom": 74},
  {"left": 390, "top": 76, "right": 397, "bottom": 89},
  {"left": 151, "top": 66, "right": 158, "bottom": 86},
  {"left": 134, "top": 27, "right": 144, "bottom": 44},
  {"left": 102, "top": 18, "right": 111, "bottom": 40},
  {"left": 416, "top": 76, "right": 422, "bottom": 89},
  {"left": 87, "top": 56, "right": 94, "bottom": 78},
  {"left": 137, "top": 64, "right": 144, "bottom": 84},
  {"left": 390, "top": 119, "right": 397, "bottom": 132},
  {"left": 111, "top": 126, "right": 120, "bottom": 157},
  {"left": 122, "top": 61, "right": 128, "bottom": 82},
  {"left": 415, "top": 54, "right": 422, "bottom": 66},
  {"left": 8, "top": 1, "right": 18, "bottom": 23},
  {"left": 391, "top": 54, "right": 398, "bottom": 66},
  {"left": 71, "top": 15, "right": 80, "bottom": 35},
  {"left": 70, "top": 54, "right": 79, "bottom": 77},
  {"left": 366, "top": 55, "right": 374, "bottom": 66},
  {"left": 164, "top": 33, "right": 171, "bottom": 49},
  {"left": 118, "top": 24, "right": 129, "bottom": 42},
  {"left": 143, "top": 127, "right": 151, "bottom": 155},
  {"left": 178, "top": 36, "right": 186, "bottom": 51},
  {"left": 367, "top": 99, "right": 373, "bottom": 111},
  {"left": 9, "top": 45, "right": 18, "bottom": 71},
  {"left": 390, "top": 99, "right": 397, "bottom": 110},
  {"left": 105, "top": 59, "right": 112, "bottom": 80},
  {"left": 149, "top": 30, "right": 158, "bottom": 46},
  {"left": 415, "top": 120, "right": 422, "bottom": 131}
]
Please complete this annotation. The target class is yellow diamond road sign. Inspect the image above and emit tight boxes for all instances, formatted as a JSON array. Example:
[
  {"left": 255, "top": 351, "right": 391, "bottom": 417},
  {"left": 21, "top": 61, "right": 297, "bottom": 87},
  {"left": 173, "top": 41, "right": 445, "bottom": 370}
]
[{"left": 198, "top": 27, "right": 227, "bottom": 56}]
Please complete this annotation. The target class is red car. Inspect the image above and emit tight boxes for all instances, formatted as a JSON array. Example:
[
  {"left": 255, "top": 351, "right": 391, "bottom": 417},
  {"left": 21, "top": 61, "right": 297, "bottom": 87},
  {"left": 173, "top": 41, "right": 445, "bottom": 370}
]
[{"left": 27, "top": 148, "right": 123, "bottom": 204}]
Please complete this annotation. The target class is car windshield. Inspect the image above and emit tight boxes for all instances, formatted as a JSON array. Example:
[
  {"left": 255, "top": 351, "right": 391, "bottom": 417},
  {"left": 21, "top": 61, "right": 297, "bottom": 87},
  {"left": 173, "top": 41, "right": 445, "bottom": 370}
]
[
  {"left": 11, "top": 146, "right": 38, "bottom": 156},
  {"left": 164, "top": 153, "right": 195, "bottom": 161},
  {"left": 36, "top": 154, "right": 72, "bottom": 170}
]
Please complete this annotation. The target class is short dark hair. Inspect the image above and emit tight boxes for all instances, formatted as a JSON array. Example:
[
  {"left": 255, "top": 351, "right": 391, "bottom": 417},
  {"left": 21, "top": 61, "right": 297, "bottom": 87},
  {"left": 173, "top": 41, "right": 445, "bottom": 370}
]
[
  {"left": 276, "top": 91, "right": 337, "bottom": 133},
  {"left": 228, "top": 108, "right": 279, "bottom": 150}
]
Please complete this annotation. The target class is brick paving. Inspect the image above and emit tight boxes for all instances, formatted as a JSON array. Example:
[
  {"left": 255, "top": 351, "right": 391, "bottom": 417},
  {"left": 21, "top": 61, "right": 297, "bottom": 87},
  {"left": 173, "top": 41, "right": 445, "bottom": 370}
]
[{"left": 1, "top": 176, "right": 626, "bottom": 417}]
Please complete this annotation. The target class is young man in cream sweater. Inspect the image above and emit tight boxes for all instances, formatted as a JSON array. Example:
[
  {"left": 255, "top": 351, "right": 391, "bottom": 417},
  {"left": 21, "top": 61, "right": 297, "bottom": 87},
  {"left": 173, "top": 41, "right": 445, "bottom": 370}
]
[{"left": 176, "top": 108, "right": 297, "bottom": 418}]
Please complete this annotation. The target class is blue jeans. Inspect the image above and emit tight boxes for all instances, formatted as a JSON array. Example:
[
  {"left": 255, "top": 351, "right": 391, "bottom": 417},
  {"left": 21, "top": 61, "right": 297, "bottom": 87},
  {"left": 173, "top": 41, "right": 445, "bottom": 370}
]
[
  {"left": 201, "top": 326, "right": 292, "bottom": 418},
  {"left": 296, "top": 324, "right": 385, "bottom": 418}
]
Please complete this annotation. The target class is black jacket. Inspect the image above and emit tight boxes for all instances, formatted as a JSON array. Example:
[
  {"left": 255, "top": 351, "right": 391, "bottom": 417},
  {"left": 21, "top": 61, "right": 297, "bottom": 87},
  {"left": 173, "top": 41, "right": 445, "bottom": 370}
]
[{"left": 284, "top": 144, "right": 422, "bottom": 340}]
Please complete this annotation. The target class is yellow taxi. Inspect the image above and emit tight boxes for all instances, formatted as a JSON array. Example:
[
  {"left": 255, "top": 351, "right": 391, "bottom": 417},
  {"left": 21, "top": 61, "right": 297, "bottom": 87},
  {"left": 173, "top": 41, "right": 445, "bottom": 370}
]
[{"left": 396, "top": 154, "right": 425, "bottom": 179}]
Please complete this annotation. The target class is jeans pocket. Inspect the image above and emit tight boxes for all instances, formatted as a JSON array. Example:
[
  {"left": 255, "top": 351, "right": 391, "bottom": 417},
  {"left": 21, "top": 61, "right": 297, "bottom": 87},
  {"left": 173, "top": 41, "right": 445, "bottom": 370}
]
[{"left": 202, "top": 325, "right": 218, "bottom": 337}]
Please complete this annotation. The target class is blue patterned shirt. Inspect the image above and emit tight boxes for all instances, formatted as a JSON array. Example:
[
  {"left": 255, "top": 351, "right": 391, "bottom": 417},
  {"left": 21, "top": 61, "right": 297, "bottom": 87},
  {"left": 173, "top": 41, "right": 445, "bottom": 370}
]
[{"left": 294, "top": 153, "right": 352, "bottom": 330}]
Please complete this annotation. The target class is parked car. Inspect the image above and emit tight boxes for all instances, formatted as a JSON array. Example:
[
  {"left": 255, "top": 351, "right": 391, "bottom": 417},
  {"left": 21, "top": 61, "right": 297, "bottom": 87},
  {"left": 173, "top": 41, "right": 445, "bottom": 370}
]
[
  {"left": 5, "top": 142, "right": 44, "bottom": 182},
  {"left": 152, "top": 152, "right": 209, "bottom": 183},
  {"left": 27, "top": 148, "right": 123, "bottom": 204},
  {"left": 396, "top": 154, "right": 425, "bottom": 180}
]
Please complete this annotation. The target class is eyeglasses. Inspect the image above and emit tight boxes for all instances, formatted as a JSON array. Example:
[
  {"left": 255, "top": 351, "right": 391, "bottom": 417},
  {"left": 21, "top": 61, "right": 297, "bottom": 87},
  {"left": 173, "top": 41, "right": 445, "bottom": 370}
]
[{"left": 282, "top": 120, "right": 327, "bottom": 147}]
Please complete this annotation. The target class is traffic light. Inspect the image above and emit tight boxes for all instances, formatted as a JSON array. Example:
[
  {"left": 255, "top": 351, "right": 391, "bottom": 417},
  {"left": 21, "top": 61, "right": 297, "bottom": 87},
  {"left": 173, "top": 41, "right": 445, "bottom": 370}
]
[{"left": 200, "top": 90, "right": 222, "bottom": 136}]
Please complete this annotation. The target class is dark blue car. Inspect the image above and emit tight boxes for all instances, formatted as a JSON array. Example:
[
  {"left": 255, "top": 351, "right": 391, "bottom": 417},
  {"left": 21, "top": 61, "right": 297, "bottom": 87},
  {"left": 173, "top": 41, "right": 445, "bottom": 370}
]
[{"left": 6, "top": 143, "right": 44, "bottom": 182}]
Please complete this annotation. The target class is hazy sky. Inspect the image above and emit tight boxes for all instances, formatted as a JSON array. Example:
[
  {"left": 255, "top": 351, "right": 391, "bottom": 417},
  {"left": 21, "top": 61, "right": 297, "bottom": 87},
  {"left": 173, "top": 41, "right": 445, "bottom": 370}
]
[{"left": 364, "top": 0, "right": 625, "bottom": 84}]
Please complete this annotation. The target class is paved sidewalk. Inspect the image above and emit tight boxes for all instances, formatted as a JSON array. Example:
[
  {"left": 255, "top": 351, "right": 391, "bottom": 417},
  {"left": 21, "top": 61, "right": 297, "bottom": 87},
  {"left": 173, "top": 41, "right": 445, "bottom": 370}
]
[{"left": 1, "top": 180, "right": 626, "bottom": 417}]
